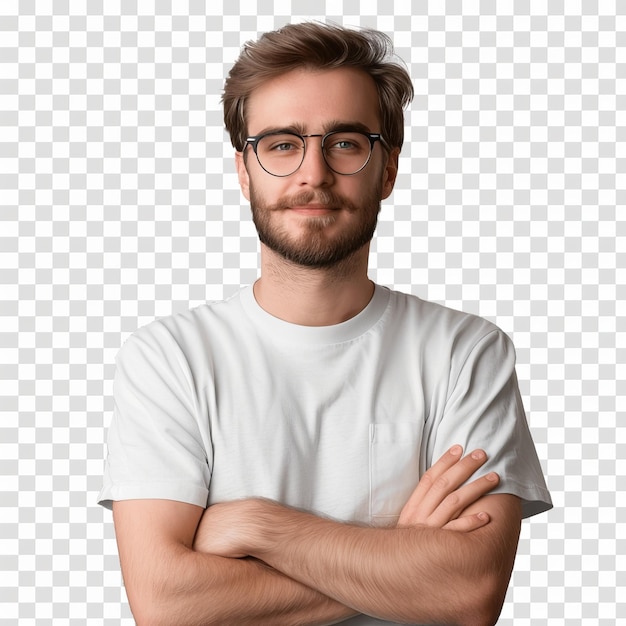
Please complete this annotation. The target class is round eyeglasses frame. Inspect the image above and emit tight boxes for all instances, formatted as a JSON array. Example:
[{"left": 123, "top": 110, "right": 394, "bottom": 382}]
[{"left": 244, "top": 130, "right": 387, "bottom": 177}]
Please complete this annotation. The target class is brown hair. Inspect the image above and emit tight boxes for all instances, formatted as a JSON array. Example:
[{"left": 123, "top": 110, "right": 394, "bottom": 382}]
[{"left": 222, "top": 22, "right": 414, "bottom": 152}]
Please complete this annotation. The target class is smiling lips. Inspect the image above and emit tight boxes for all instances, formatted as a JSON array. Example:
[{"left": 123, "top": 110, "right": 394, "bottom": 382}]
[{"left": 289, "top": 204, "right": 337, "bottom": 215}]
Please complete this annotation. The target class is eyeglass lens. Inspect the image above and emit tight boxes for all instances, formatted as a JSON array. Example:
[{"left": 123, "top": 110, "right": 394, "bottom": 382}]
[{"left": 255, "top": 132, "right": 373, "bottom": 176}]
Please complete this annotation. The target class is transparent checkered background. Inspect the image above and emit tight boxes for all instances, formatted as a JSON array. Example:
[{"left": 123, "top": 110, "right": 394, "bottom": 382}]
[{"left": 1, "top": 1, "right": 624, "bottom": 623}]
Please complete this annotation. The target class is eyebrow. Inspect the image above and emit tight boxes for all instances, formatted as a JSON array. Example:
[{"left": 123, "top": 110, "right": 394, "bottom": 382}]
[
  {"left": 323, "top": 120, "right": 374, "bottom": 134},
  {"left": 251, "top": 120, "right": 376, "bottom": 137}
]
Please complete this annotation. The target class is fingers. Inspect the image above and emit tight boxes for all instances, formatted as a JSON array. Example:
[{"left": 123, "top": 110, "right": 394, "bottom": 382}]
[
  {"left": 426, "top": 471, "right": 499, "bottom": 528},
  {"left": 401, "top": 446, "right": 487, "bottom": 518},
  {"left": 442, "top": 512, "right": 491, "bottom": 532},
  {"left": 398, "top": 445, "right": 463, "bottom": 517},
  {"left": 398, "top": 446, "right": 499, "bottom": 528},
  {"left": 415, "top": 447, "right": 486, "bottom": 499}
]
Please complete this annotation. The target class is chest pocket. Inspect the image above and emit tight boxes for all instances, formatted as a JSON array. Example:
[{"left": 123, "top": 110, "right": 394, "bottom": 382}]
[{"left": 369, "top": 422, "right": 422, "bottom": 525}]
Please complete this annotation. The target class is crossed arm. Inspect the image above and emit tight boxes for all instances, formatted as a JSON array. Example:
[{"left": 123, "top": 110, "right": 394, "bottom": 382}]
[{"left": 113, "top": 447, "right": 522, "bottom": 626}]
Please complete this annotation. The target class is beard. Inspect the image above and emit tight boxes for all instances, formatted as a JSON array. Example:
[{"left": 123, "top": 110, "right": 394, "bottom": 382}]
[{"left": 249, "top": 185, "right": 382, "bottom": 269}]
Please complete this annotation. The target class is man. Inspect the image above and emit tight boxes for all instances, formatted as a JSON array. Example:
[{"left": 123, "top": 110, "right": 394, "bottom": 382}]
[{"left": 99, "top": 22, "right": 552, "bottom": 625}]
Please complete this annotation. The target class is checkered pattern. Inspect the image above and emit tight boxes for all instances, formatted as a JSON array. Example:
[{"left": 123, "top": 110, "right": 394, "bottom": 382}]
[{"left": 2, "top": 1, "right": 624, "bottom": 623}]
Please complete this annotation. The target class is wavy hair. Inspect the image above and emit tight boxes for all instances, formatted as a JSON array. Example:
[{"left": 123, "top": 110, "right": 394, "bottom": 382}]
[{"left": 222, "top": 22, "right": 414, "bottom": 152}]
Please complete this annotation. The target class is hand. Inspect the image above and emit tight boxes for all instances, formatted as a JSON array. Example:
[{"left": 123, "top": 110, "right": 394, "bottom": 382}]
[{"left": 397, "top": 445, "right": 499, "bottom": 531}]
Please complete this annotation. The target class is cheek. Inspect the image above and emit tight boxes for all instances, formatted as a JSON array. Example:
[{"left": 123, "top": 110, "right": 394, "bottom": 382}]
[
  {"left": 348, "top": 171, "right": 385, "bottom": 203},
  {"left": 250, "top": 172, "right": 296, "bottom": 208}
]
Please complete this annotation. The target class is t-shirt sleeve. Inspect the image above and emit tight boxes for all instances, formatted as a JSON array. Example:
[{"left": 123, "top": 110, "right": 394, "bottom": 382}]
[
  {"left": 427, "top": 327, "right": 552, "bottom": 519},
  {"left": 98, "top": 322, "right": 212, "bottom": 510}
]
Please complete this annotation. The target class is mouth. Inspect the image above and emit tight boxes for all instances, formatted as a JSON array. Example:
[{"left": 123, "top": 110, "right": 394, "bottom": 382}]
[{"left": 289, "top": 205, "right": 337, "bottom": 216}]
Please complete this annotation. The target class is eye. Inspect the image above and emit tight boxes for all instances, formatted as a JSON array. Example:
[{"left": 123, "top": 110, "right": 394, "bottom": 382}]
[
  {"left": 272, "top": 142, "right": 299, "bottom": 152},
  {"left": 259, "top": 134, "right": 304, "bottom": 154},
  {"left": 325, "top": 133, "right": 367, "bottom": 153},
  {"left": 328, "top": 138, "right": 357, "bottom": 150},
  {"left": 336, "top": 140, "right": 356, "bottom": 149}
]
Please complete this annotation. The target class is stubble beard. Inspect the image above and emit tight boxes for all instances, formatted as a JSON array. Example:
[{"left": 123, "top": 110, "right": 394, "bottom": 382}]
[{"left": 249, "top": 186, "right": 382, "bottom": 269}]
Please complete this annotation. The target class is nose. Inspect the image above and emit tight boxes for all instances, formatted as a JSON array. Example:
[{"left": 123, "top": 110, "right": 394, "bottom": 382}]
[{"left": 294, "top": 136, "right": 335, "bottom": 187}]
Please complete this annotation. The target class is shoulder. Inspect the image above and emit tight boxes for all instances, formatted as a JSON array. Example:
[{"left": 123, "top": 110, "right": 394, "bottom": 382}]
[
  {"left": 384, "top": 287, "right": 508, "bottom": 350},
  {"left": 116, "top": 289, "right": 247, "bottom": 365}
]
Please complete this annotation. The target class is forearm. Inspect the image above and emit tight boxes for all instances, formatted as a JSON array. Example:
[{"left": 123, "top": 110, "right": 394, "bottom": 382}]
[
  {"left": 129, "top": 543, "right": 357, "bottom": 626},
  {"left": 244, "top": 500, "right": 514, "bottom": 625},
  {"left": 191, "top": 450, "right": 520, "bottom": 624}
]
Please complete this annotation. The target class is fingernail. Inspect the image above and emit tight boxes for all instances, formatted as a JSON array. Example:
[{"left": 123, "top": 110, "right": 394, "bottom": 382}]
[
  {"left": 485, "top": 472, "right": 499, "bottom": 482},
  {"left": 478, "top": 512, "right": 489, "bottom": 521},
  {"left": 450, "top": 445, "right": 462, "bottom": 456},
  {"left": 471, "top": 449, "right": 485, "bottom": 460}
]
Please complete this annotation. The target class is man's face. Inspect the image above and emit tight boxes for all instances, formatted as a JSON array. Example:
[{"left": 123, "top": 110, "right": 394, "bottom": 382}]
[{"left": 236, "top": 67, "right": 399, "bottom": 268}]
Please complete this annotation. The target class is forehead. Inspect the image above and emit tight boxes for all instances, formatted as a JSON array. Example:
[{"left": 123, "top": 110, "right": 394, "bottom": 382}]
[{"left": 246, "top": 67, "right": 381, "bottom": 134}]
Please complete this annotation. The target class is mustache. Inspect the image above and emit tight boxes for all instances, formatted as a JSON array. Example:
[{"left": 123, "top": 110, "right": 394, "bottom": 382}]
[{"left": 268, "top": 190, "right": 358, "bottom": 212}]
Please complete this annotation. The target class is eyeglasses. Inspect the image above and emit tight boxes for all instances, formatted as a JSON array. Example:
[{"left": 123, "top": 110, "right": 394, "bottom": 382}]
[{"left": 244, "top": 130, "right": 387, "bottom": 177}]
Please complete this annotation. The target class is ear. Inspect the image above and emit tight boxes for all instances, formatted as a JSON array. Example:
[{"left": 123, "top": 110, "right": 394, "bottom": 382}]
[
  {"left": 235, "top": 151, "right": 251, "bottom": 201},
  {"left": 380, "top": 147, "right": 400, "bottom": 200}
]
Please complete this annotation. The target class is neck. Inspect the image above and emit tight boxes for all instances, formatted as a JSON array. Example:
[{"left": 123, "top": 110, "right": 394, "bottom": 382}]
[{"left": 253, "top": 244, "right": 375, "bottom": 326}]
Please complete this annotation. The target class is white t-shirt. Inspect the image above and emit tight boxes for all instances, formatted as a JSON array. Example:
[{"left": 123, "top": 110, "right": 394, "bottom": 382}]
[{"left": 99, "top": 284, "right": 552, "bottom": 624}]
